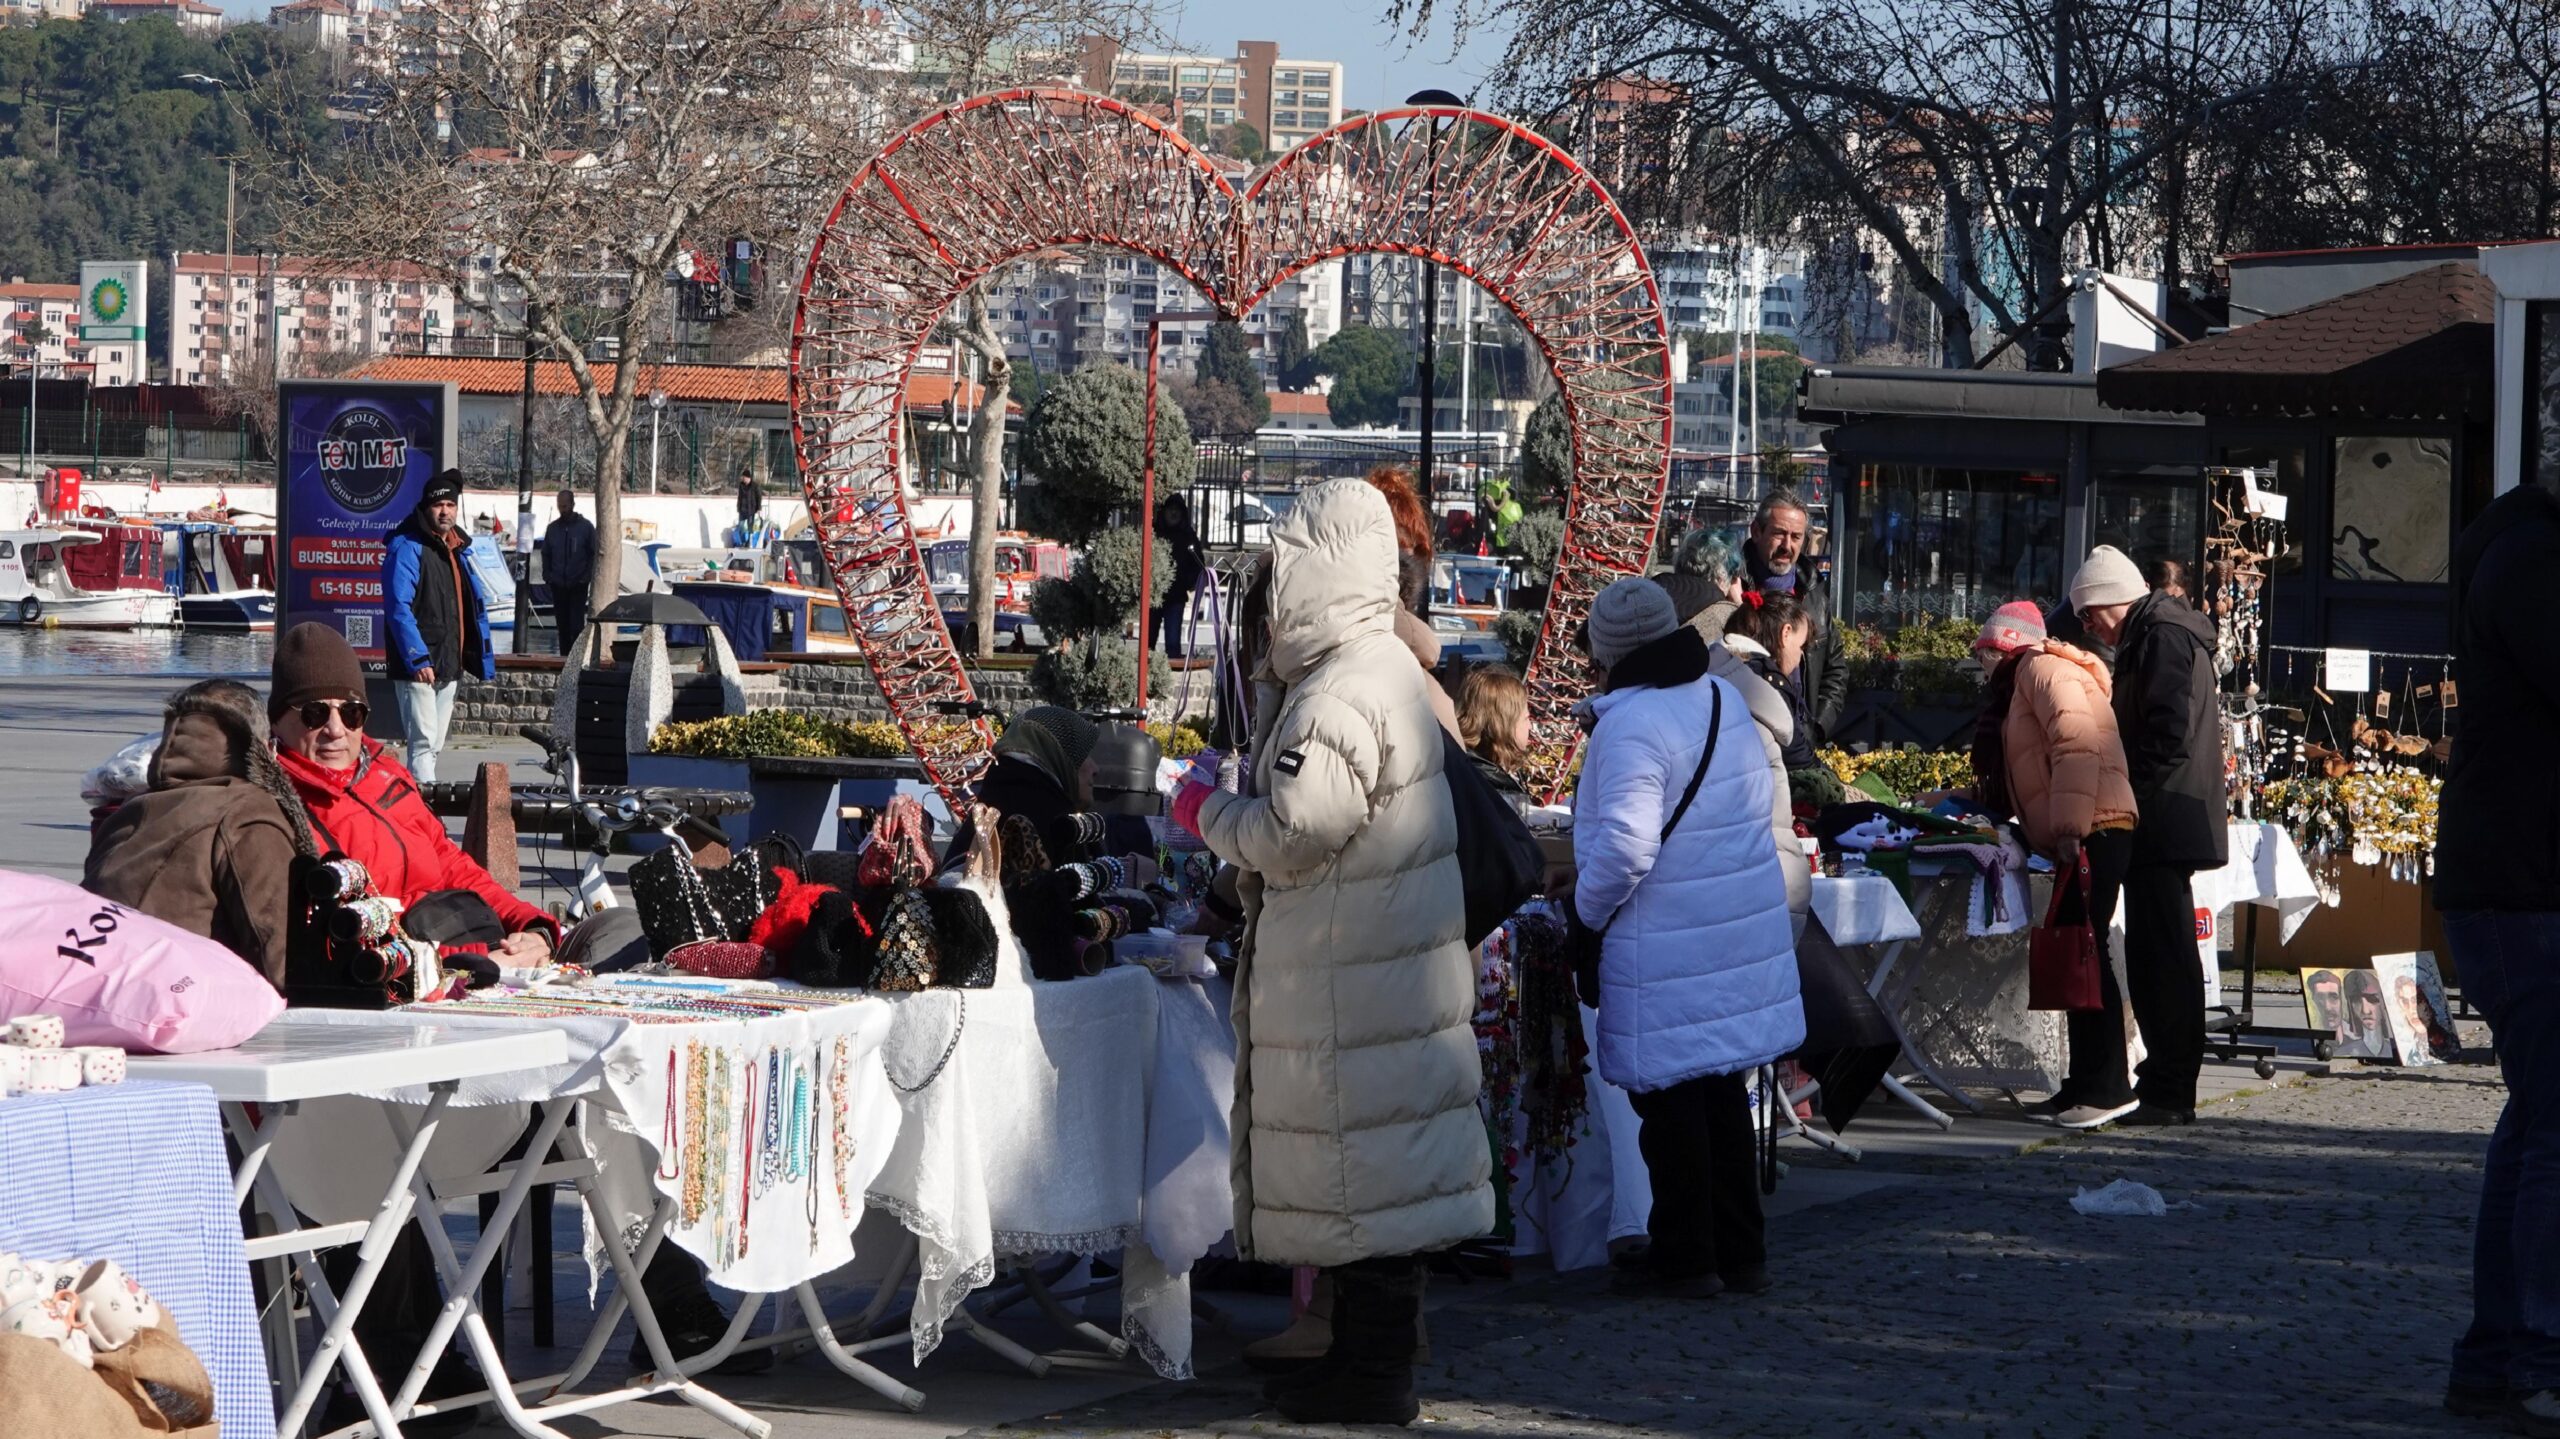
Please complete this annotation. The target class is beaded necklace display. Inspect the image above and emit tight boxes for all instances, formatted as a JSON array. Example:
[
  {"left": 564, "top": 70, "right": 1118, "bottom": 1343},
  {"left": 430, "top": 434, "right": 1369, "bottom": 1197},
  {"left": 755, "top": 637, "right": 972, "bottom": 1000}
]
[
  {"left": 703, "top": 1049, "right": 732, "bottom": 1255},
  {"left": 734, "top": 1057, "right": 756, "bottom": 1263},
  {"left": 678, "top": 1042, "right": 711, "bottom": 1225},
  {"left": 755, "top": 1045, "right": 785, "bottom": 1198},
  {"left": 828, "top": 1035, "right": 856, "bottom": 1217}
]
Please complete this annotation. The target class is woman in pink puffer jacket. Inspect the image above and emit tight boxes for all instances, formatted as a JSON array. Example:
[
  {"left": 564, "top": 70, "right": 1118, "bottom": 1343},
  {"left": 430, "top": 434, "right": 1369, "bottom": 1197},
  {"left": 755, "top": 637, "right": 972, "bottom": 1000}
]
[{"left": 1970, "top": 601, "right": 2140, "bottom": 1130}]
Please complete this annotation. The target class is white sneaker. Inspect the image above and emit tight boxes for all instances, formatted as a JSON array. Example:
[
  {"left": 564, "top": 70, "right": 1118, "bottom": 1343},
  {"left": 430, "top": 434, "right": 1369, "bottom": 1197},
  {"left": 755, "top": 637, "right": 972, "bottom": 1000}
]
[{"left": 2056, "top": 1101, "right": 2140, "bottom": 1130}]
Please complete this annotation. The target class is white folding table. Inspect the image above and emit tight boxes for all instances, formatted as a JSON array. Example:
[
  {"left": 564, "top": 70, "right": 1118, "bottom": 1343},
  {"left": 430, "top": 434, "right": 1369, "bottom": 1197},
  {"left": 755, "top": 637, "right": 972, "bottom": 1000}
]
[
  {"left": 131, "top": 1015, "right": 768, "bottom": 1439},
  {"left": 130, "top": 1020, "right": 558, "bottom": 1438},
  {"left": 1810, "top": 871, "right": 1975, "bottom": 1128}
]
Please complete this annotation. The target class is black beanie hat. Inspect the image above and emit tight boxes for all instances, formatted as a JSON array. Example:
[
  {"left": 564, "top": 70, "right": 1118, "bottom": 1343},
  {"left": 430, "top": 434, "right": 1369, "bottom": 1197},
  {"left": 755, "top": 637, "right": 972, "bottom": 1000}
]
[
  {"left": 270, "top": 622, "right": 368, "bottom": 720},
  {"left": 420, "top": 469, "right": 464, "bottom": 505}
]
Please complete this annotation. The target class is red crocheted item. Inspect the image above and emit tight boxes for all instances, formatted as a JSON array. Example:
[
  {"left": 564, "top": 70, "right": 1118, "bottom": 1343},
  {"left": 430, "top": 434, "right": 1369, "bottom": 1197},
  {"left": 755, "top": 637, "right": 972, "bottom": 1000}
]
[{"left": 747, "top": 867, "right": 839, "bottom": 957}]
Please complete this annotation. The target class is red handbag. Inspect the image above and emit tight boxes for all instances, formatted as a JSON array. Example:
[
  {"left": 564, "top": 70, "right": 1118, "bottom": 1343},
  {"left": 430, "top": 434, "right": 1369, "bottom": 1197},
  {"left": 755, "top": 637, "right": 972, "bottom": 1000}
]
[{"left": 2027, "top": 854, "right": 2103, "bottom": 1012}]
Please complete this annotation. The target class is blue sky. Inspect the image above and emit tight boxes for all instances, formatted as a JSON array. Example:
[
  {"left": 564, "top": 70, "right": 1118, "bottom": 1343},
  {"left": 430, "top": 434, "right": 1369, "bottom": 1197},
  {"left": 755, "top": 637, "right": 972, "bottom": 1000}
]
[
  {"left": 204, "top": 0, "right": 1516, "bottom": 113},
  {"left": 1159, "top": 1, "right": 1513, "bottom": 111}
]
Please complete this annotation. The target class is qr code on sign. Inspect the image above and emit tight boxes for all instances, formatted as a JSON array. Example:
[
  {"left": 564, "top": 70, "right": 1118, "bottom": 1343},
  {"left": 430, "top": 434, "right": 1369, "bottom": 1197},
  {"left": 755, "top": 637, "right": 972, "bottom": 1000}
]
[{"left": 344, "top": 614, "right": 375, "bottom": 648}]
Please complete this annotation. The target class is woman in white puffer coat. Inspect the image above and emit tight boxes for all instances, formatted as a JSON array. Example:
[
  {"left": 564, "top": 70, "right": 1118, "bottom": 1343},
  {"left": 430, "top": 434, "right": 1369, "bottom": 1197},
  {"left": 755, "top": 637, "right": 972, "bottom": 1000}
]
[
  {"left": 1171, "top": 477, "right": 1492, "bottom": 1427},
  {"left": 1573, "top": 576, "right": 1804, "bottom": 1300}
]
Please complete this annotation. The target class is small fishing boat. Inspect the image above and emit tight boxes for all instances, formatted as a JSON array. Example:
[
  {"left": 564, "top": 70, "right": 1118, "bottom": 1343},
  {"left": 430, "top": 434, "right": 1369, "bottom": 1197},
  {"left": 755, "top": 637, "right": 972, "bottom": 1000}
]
[{"left": 0, "top": 530, "right": 157, "bottom": 629}]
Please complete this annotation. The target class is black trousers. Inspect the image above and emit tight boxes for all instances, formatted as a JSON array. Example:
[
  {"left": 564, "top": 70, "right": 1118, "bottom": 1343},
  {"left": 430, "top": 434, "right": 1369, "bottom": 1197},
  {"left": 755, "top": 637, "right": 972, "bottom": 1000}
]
[
  {"left": 2123, "top": 864, "right": 2208, "bottom": 1112},
  {"left": 1624, "top": 1070, "right": 1762, "bottom": 1278},
  {"left": 2057, "top": 828, "right": 2136, "bottom": 1108},
  {"left": 552, "top": 582, "right": 588, "bottom": 657}
]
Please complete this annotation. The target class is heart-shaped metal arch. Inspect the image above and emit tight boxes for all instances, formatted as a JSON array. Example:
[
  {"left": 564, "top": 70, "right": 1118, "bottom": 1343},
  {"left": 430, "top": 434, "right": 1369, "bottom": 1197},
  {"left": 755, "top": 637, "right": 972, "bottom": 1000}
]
[{"left": 790, "top": 88, "right": 1673, "bottom": 801}]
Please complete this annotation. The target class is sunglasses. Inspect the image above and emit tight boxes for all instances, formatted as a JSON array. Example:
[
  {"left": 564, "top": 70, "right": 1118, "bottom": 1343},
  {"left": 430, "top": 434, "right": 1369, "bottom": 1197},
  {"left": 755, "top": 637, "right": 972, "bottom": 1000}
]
[{"left": 297, "top": 699, "right": 370, "bottom": 730}]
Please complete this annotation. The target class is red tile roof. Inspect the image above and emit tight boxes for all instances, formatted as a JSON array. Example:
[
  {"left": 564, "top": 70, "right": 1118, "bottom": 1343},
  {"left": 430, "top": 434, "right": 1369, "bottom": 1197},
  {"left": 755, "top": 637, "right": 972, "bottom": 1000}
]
[
  {"left": 348, "top": 355, "right": 1012, "bottom": 414},
  {"left": 2096, "top": 261, "right": 2495, "bottom": 421},
  {"left": 0, "top": 282, "right": 80, "bottom": 302},
  {"left": 1267, "top": 390, "right": 1329, "bottom": 416}
]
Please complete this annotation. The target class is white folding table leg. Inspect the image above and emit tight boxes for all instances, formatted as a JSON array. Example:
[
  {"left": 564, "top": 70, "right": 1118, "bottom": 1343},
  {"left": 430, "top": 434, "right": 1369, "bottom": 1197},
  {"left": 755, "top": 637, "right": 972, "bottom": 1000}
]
[
  {"left": 790, "top": 1283, "right": 928, "bottom": 1411},
  {"left": 1762, "top": 1065, "right": 1862, "bottom": 1160},
  {"left": 1015, "top": 1261, "right": 1131, "bottom": 1358},
  {"left": 229, "top": 1086, "right": 452, "bottom": 1439},
  {"left": 1859, "top": 940, "right": 1983, "bottom": 1120},
  {"left": 948, "top": 1302, "right": 1052, "bottom": 1376},
  {"left": 382, "top": 1097, "right": 576, "bottom": 1424},
  {"left": 382, "top": 1098, "right": 770, "bottom": 1439}
]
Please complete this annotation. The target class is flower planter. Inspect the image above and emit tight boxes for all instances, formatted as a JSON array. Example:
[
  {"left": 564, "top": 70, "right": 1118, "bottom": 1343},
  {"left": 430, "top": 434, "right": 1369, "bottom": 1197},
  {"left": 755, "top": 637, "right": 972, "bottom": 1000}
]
[{"left": 625, "top": 755, "right": 753, "bottom": 850}]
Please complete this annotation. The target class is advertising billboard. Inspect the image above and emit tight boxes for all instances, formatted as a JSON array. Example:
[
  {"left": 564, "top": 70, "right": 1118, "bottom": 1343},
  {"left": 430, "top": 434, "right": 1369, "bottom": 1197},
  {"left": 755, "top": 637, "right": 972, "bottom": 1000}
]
[
  {"left": 275, "top": 379, "right": 458, "bottom": 665},
  {"left": 78, "top": 260, "right": 146, "bottom": 343}
]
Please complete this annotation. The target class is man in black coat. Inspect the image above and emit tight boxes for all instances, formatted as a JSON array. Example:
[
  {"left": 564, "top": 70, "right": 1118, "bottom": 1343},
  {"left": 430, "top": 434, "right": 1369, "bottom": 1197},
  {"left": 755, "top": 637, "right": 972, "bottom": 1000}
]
[
  {"left": 2069, "top": 544, "right": 2226, "bottom": 1126},
  {"left": 539, "top": 488, "right": 597, "bottom": 656},
  {"left": 2436, "top": 482, "right": 2560, "bottom": 1433},
  {"left": 1742, "top": 490, "right": 1847, "bottom": 740}
]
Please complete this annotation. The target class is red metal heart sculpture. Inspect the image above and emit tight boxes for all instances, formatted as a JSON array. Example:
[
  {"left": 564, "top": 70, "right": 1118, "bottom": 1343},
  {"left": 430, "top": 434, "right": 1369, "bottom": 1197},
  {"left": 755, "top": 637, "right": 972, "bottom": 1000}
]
[{"left": 791, "top": 89, "right": 1673, "bottom": 800}]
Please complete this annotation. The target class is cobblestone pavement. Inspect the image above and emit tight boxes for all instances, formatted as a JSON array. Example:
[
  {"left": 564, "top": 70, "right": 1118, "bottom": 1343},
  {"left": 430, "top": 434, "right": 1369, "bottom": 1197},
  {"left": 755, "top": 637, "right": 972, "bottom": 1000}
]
[{"left": 967, "top": 1066, "right": 2508, "bottom": 1439}]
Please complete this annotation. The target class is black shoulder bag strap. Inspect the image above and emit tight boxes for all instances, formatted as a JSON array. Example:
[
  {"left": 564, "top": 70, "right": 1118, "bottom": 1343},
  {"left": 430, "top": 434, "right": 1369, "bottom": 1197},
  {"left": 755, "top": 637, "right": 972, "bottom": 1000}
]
[{"left": 1596, "top": 681, "right": 1723, "bottom": 940}]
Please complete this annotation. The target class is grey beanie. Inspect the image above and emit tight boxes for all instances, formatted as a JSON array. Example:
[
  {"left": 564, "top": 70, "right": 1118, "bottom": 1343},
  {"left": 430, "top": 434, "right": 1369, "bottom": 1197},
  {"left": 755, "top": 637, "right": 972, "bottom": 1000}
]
[
  {"left": 1585, "top": 576, "right": 1680, "bottom": 670},
  {"left": 2069, "top": 545, "right": 2148, "bottom": 611}
]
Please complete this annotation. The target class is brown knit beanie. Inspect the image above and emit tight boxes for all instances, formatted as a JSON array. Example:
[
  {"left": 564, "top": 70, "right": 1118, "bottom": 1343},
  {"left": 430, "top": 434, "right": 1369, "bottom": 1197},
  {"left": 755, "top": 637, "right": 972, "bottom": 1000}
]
[{"left": 270, "top": 622, "right": 367, "bottom": 722}]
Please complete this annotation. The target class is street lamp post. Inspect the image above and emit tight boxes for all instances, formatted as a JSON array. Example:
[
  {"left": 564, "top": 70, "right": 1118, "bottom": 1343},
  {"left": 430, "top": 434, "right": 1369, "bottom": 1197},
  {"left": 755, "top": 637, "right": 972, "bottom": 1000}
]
[
  {"left": 649, "top": 388, "right": 667, "bottom": 495},
  {"left": 1139, "top": 308, "right": 1220, "bottom": 706},
  {"left": 1405, "top": 89, "right": 1465, "bottom": 499},
  {"left": 515, "top": 304, "right": 538, "bottom": 646}
]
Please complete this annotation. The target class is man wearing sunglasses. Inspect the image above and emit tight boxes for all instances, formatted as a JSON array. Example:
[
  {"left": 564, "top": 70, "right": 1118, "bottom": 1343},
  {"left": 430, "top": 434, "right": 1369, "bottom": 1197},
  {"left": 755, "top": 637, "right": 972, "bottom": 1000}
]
[
  {"left": 383, "top": 468, "right": 495, "bottom": 782},
  {"left": 269, "top": 623, "right": 557, "bottom": 964}
]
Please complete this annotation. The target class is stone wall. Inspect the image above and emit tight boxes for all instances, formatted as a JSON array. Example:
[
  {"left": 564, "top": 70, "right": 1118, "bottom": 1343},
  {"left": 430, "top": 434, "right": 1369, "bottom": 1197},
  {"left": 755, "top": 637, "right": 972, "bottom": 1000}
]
[{"left": 448, "top": 661, "right": 1047, "bottom": 736}]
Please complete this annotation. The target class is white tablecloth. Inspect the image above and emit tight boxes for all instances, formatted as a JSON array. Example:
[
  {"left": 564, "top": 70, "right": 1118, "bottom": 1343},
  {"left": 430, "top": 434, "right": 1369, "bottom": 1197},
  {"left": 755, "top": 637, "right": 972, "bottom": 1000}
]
[
  {"left": 264, "top": 985, "right": 902, "bottom": 1295},
  {"left": 868, "top": 964, "right": 1234, "bottom": 1379},
  {"left": 2193, "top": 820, "right": 2323, "bottom": 1010},
  {"left": 1810, "top": 873, "right": 1923, "bottom": 945}
]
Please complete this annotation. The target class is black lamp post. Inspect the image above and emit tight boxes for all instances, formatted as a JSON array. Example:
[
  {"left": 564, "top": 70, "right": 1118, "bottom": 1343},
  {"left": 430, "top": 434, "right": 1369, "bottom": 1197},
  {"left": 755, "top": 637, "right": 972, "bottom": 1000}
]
[{"left": 1405, "top": 89, "right": 1465, "bottom": 498}]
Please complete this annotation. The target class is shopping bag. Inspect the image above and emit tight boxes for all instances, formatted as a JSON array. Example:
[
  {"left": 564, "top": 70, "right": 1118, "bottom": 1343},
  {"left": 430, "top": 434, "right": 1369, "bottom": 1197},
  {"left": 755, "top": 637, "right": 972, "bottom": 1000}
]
[{"left": 2027, "top": 853, "right": 2102, "bottom": 1011}]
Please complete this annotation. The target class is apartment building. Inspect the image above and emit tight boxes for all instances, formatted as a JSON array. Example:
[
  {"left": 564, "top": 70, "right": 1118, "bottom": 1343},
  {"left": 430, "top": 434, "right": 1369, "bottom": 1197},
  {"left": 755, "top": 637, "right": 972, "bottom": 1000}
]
[
  {"left": 1, "top": 279, "right": 141, "bottom": 386},
  {"left": 1078, "top": 37, "right": 1344, "bottom": 153},
  {"left": 90, "top": 0, "right": 222, "bottom": 31},
  {"left": 978, "top": 251, "right": 1343, "bottom": 381},
  {"left": 169, "top": 252, "right": 457, "bottom": 386},
  {"left": 0, "top": 0, "right": 91, "bottom": 22},
  {"left": 1645, "top": 238, "right": 1808, "bottom": 347}
]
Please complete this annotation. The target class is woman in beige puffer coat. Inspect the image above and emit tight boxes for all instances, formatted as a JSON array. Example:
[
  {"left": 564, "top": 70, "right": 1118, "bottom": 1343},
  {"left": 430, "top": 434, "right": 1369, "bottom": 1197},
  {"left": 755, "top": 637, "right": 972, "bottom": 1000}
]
[
  {"left": 1180, "top": 477, "right": 1492, "bottom": 1427},
  {"left": 1970, "top": 601, "right": 2141, "bottom": 1129}
]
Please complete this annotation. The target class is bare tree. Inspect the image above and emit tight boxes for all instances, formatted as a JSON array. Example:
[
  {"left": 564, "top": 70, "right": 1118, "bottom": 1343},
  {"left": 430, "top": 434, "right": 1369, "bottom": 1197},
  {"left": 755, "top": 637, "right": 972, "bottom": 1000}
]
[
  {"left": 1394, "top": 0, "right": 2376, "bottom": 368},
  {"left": 901, "top": 0, "right": 1159, "bottom": 659},
  {"left": 281, "top": 0, "right": 895, "bottom": 612}
]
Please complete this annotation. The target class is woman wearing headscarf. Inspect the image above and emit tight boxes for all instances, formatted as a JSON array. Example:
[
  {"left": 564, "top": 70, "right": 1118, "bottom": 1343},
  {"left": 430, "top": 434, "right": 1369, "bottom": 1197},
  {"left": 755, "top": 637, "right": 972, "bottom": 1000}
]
[
  {"left": 1572, "top": 577, "right": 1803, "bottom": 1300},
  {"left": 964, "top": 705, "right": 1155, "bottom": 979},
  {"left": 1170, "top": 477, "right": 1491, "bottom": 1426},
  {"left": 84, "top": 679, "right": 319, "bottom": 986}
]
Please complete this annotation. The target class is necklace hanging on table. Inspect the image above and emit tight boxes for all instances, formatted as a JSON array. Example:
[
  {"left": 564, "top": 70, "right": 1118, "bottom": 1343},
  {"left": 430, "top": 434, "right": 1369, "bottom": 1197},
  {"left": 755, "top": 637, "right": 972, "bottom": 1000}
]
[
  {"left": 735, "top": 1052, "right": 757, "bottom": 1263},
  {"left": 784, "top": 1054, "right": 811, "bottom": 1183},
  {"left": 659, "top": 1048, "right": 684, "bottom": 1182},
  {"left": 805, "top": 1047, "right": 824, "bottom": 1250},
  {"left": 679, "top": 1043, "right": 711, "bottom": 1225},
  {"left": 756, "top": 1045, "right": 785, "bottom": 1198},
  {"left": 829, "top": 1035, "right": 855, "bottom": 1219},
  {"left": 705, "top": 1049, "right": 733, "bottom": 1258}
]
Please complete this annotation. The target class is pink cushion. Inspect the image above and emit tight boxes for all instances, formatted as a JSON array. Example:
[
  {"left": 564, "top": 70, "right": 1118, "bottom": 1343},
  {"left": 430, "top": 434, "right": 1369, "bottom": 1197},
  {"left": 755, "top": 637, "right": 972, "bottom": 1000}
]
[{"left": 0, "top": 870, "right": 285, "bottom": 1054}]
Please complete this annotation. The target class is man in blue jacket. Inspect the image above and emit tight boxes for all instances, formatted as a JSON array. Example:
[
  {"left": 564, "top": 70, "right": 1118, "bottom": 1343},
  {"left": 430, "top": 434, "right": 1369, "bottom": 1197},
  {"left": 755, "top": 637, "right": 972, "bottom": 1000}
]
[
  {"left": 381, "top": 469, "right": 493, "bottom": 781},
  {"left": 539, "top": 486, "right": 597, "bottom": 656}
]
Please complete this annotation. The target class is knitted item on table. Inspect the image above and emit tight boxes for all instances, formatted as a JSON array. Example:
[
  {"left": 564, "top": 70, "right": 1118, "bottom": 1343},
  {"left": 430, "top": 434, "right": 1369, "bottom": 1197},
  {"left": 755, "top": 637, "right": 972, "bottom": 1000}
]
[{"left": 746, "top": 867, "right": 836, "bottom": 958}]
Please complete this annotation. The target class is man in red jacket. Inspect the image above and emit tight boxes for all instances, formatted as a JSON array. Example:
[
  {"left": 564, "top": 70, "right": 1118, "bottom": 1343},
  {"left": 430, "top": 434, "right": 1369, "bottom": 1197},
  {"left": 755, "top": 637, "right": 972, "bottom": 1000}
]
[{"left": 267, "top": 622, "right": 557, "bottom": 960}]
